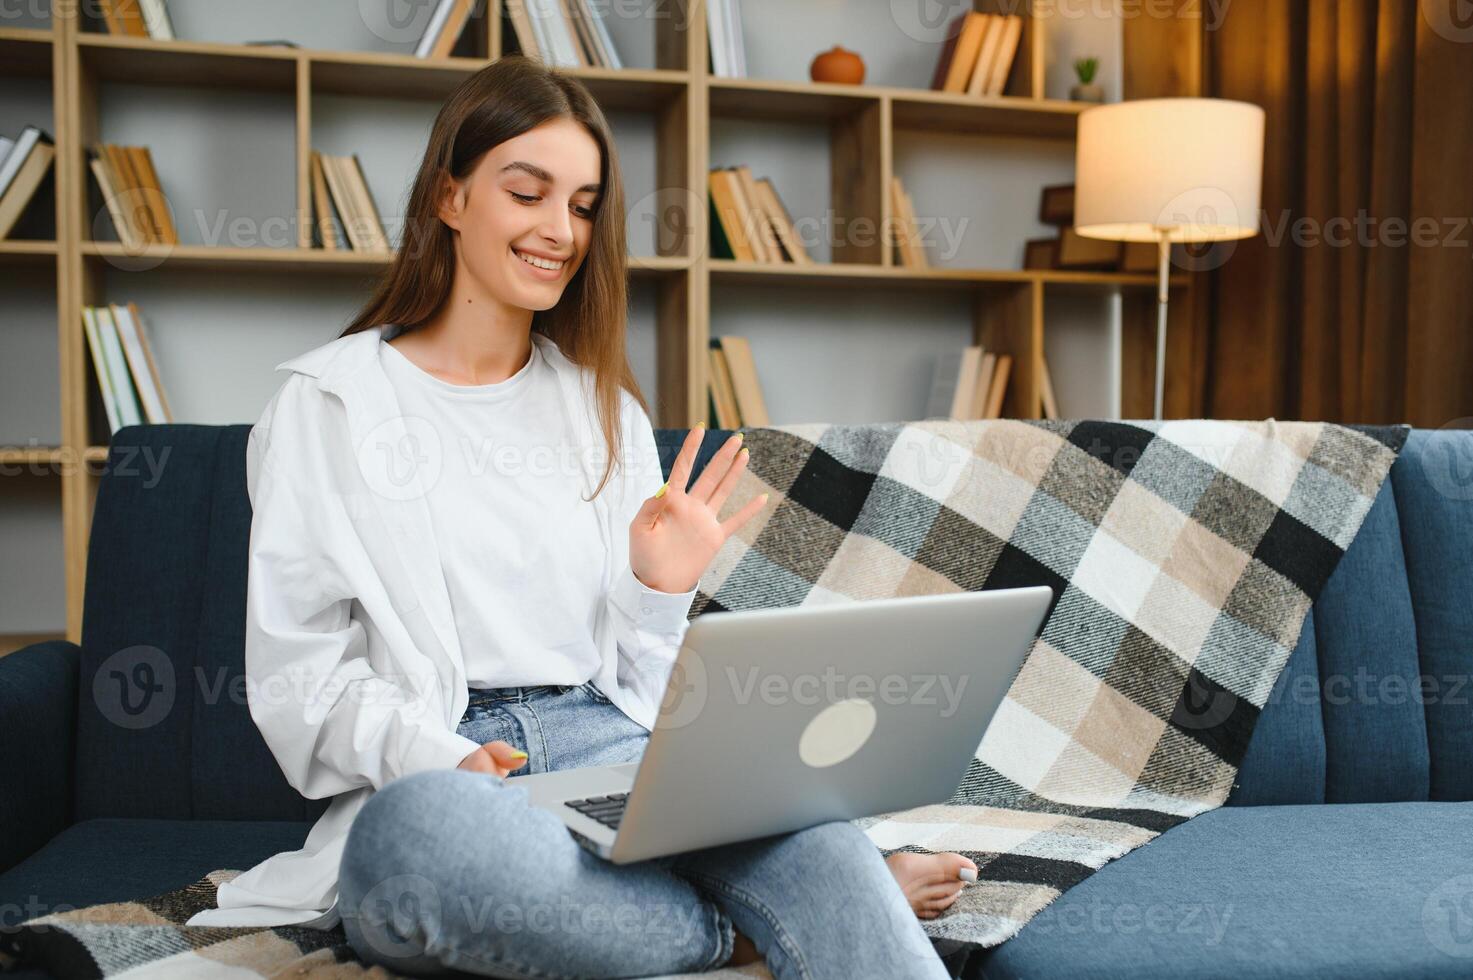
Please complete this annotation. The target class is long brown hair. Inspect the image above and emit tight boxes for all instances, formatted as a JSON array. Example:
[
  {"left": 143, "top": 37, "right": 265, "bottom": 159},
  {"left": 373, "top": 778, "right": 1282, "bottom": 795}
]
[{"left": 339, "top": 55, "right": 647, "bottom": 502}]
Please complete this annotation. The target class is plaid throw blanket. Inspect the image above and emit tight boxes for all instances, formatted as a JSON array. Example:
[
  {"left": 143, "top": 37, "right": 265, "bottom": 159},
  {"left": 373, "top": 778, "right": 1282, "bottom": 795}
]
[{"left": 2, "top": 419, "right": 1405, "bottom": 980}]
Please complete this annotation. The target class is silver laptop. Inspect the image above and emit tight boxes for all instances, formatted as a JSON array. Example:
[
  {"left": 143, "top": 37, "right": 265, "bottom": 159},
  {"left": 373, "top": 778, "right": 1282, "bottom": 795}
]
[{"left": 504, "top": 585, "right": 1053, "bottom": 864}]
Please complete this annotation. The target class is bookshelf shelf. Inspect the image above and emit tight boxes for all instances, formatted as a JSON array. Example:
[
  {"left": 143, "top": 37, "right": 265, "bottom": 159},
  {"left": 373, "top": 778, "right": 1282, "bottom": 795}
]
[
  {"left": 709, "top": 259, "right": 1185, "bottom": 290},
  {"left": 79, "top": 242, "right": 690, "bottom": 276},
  {"left": 708, "top": 76, "right": 1082, "bottom": 138},
  {"left": 0, "top": 26, "right": 55, "bottom": 76},
  {"left": 0, "top": 240, "right": 59, "bottom": 264},
  {"left": 0, "top": 447, "right": 65, "bottom": 466},
  {"left": 76, "top": 33, "right": 691, "bottom": 107}
]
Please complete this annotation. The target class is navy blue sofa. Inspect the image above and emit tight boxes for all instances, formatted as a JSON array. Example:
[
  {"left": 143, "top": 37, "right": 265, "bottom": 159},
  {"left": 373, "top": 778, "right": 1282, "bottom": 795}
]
[{"left": 2, "top": 424, "right": 1471, "bottom": 979}]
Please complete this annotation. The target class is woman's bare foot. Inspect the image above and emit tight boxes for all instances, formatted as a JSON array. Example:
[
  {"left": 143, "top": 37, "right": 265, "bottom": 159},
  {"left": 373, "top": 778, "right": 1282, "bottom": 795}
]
[
  {"left": 727, "top": 928, "right": 761, "bottom": 966},
  {"left": 885, "top": 851, "right": 979, "bottom": 919}
]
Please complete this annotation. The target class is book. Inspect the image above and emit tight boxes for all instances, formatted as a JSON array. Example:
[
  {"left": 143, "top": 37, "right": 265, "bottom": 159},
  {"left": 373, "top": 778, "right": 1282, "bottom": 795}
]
[
  {"left": 965, "top": 15, "right": 1002, "bottom": 97},
  {"left": 90, "top": 144, "right": 149, "bottom": 248},
  {"left": 429, "top": 0, "right": 478, "bottom": 60},
  {"left": 1057, "top": 227, "right": 1122, "bottom": 269},
  {"left": 1038, "top": 184, "right": 1075, "bottom": 225},
  {"left": 708, "top": 194, "right": 734, "bottom": 260},
  {"left": 942, "top": 12, "right": 989, "bottom": 93},
  {"left": 98, "top": 0, "right": 150, "bottom": 38},
  {"left": 95, "top": 306, "right": 144, "bottom": 429},
  {"left": 984, "top": 15, "right": 1024, "bottom": 96},
  {"left": 577, "top": 0, "right": 622, "bottom": 68},
  {"left": 138, "top": 0, "right": 174, "bottom": 40},
  {"left": 564, "top": 0, "right": 597, "bottom": 66},
  {"left": 944, "top": 346, "right": 983, "bottom": 420},
  {"left": 81, "top": 307, "right": 121, "bottom": 434},
  {"left": 318, "top": 153, "right": 364, "bottom": 250},
  {"left": 415, "top": 0, "right": 456, "bottom": 57},
  {"left": 968, "top": 351, "right": 996, "bottom": 420},
  {"left": 112, "top": 302, "right": 173, "bottom": 423},
  {"left": 984, "top": 354, "right": 1012, "bottom": 419},
  {"left": 503, "top": 0, "right": 542, "bottom": 60},
  {"left": 1023, "top": 238, "right": 1058, "bottom": 270},
  {"left": 309, "top": 150, "right": 342, "bottom": 250},
  {"left": 706, "top": 0, "right": 746, "bottom": 77},
  {"left": 709, "top": 168, "right": 755, "bottom": 261},
  {"left": 0, "top": 127, "right": 55, "bottom": 240},
  {"left": 732, "top": 165, "right": 777, "bottom": 263},
  {"left": 348, "top": 153, "right": 392, "bottom": 251},
  {"left": 128, "top": 145, "right": 175, "bottom": 244},
  {"left": 890, "top": 175, "right": 929, "bottom": 269},
  {"left": 754, "top": 177, "right": 811, "bottom": 264},
  {"left": 930, "top": 14, "right": 968, "bottom": 91},
  {"left": 707, "top": 341, "right": 741, "bottom": 428},
  {"left": 1039, "top": 357, "right": 1060, "bottom": 420},
  {"left": 718, "top": 335, "right": 769, "bottom": 426},
  {"left": 526, "top": 0, "right": 581, "bottom": 67}
]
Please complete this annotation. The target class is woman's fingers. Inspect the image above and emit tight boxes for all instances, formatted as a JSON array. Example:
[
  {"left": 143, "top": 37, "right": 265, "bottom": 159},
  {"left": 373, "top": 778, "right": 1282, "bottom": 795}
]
[
  {"left": 662, "top": 426, "right": 704, "bottom": 501},
  {"left": 705, "top": 442, "right": 750, "bottom": 515},
  {"left": 719, "top": 490, "right": 770, "bottom": 537},
  {"left": 690, "top": 431, "right": 746, "bottom": 504}
]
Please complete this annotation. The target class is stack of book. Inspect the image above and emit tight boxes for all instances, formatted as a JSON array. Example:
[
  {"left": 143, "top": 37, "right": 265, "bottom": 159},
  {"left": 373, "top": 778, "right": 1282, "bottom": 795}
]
[
  {"left": 0, "top": 126, "right": 55, "bottom": 240},
  {"left": 706, "top": 0, "right": 747, "bottom": 78},
  {"left": 709, "top": 166, "right": 809, "bottom": 264},
  {"left": 927, "top": 346, "right": 1061, "bottom": 421},
  {"left": 1024, "top": 184, "right": 1166, "bottom": 273},
  {"left": 890, "top": 175, "right": 928, "bottom": 270},
  {"left": 503, "top": 0, "right": 623, "bottom": 68},
  {"left": 414, "top": 0, "right": 481, "bottom": 59},
  {"left": 81, "top": 301, "right": 174, "bottom": 435},
  {"left": 708, "top": 336, "right": 768, "bottom": 428},
  {"left": 931, "top": 11, "right": 1024, "bottom": 98},
  {"left": 93, "top": 0, "right": 174, "bottom": 39},
  {"left": 310, "top": 150, "right": 392, "bottom": 252},
  {"left": 90, "top": 143, "right": 177, "bottom": 248}
]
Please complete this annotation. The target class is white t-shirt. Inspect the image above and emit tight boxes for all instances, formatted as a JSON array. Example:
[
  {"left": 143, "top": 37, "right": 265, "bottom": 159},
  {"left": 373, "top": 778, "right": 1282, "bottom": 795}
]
[{"left": 378, "top": 335, "right": 608, "bottom": 688}]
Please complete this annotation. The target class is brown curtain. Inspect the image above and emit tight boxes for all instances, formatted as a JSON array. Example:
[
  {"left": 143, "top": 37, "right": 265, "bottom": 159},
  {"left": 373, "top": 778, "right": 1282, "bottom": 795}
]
[{"left": 1203, "top": 0, "right": 1473, "bottom": 427}]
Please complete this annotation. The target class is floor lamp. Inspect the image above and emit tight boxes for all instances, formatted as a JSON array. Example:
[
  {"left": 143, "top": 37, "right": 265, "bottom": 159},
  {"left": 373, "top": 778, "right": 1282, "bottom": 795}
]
[{"left": 1073, "top": 98, "right": 1265, "bottom": 420}]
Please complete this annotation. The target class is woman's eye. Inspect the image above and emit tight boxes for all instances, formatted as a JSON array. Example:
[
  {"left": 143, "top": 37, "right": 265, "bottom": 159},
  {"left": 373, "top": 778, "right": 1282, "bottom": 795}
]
[
  {"left": 573, "top": 205, "right": 594, "bottom": 218},
  {"left": 509, "top": 191, "right": 537, "bottom": 203}
]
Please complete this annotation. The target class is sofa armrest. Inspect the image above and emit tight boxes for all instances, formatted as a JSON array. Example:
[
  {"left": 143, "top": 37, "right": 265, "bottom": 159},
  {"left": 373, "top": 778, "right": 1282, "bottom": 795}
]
[{"left": 0, "top": 641, "right": 78, "bottom": 873}]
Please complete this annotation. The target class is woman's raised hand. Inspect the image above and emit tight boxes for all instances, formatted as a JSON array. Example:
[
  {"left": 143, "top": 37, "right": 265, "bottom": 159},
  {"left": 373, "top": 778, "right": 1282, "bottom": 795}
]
[{"left": 628, "top": 427, "right": 769, "bottom": 595}]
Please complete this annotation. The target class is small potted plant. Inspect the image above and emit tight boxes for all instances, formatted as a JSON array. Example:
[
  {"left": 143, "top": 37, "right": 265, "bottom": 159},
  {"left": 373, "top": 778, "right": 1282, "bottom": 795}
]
[{"left": 1070, "top": 57, "right": 1104, "bottom": 102}]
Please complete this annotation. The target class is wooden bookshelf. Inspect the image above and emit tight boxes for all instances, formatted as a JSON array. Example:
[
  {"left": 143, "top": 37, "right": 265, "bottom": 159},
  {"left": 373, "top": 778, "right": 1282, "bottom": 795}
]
[{"left": 1, "top": 0, "right": 1204, "bottom": 645}]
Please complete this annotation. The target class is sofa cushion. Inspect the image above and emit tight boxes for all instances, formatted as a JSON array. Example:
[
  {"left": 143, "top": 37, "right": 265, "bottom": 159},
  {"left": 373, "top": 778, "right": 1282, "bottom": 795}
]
[
  {"left": 0, "top": 818, "right": 312, "bottom": 923},
  {"left": 1231, "top": 430, "right": 1473, "bottom": 805},
  {"left": 78, "top": 426, "right": 332, "bottom": 824},
  {"left": 979, "top": 801, "right": 1473, "bottom": 979}
]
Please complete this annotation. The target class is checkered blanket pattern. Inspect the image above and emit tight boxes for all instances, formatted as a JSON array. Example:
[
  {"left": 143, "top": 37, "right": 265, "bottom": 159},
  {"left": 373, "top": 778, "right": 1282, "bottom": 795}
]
[
  {"left": 687, "top": 418, "right": 1406, "bottom": 965},
  {"left": 0, "top": 419, "right": 1405, "bottom": 980}
]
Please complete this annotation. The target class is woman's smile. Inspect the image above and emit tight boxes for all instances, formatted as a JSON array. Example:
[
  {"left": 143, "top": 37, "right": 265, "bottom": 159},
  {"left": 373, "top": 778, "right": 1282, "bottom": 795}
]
[{"left": 512, "top": 244, "right": 568, "bottom": 280}]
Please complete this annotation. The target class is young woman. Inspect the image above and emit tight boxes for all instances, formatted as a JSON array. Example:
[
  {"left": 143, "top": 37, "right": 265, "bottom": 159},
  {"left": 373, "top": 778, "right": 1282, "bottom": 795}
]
[{"left": 219, "top": 55, "right": 979, "bottom": 978}]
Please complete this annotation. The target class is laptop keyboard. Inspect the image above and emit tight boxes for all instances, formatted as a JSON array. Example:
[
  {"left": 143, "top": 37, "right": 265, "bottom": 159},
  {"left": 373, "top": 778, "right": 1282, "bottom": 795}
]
[{"left": 563, "top": 792, "right": 629, "bottom": 830}]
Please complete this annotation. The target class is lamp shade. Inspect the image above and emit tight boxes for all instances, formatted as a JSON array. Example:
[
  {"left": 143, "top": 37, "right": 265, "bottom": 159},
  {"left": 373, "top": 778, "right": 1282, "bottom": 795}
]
[{"left": 1074, "top": 98, "right": 1265, "bottom": 243}]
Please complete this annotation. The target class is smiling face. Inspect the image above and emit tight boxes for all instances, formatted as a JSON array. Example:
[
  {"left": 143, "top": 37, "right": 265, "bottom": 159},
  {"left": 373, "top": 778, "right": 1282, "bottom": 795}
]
[{"left": 438, "top": 116, "right": 604, "bottom": 312}]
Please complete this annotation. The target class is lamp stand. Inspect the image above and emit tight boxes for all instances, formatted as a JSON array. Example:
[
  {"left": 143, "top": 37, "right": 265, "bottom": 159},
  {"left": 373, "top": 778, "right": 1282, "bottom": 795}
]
[{"left": 1152, "top": 230, "right": 1170, "bottom": 421}]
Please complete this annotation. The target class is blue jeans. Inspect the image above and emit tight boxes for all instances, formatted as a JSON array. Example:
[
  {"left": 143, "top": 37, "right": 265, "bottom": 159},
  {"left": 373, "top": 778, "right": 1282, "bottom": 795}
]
[{"left": 338, "top": 682, "right": 952, "bottom": 979}]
